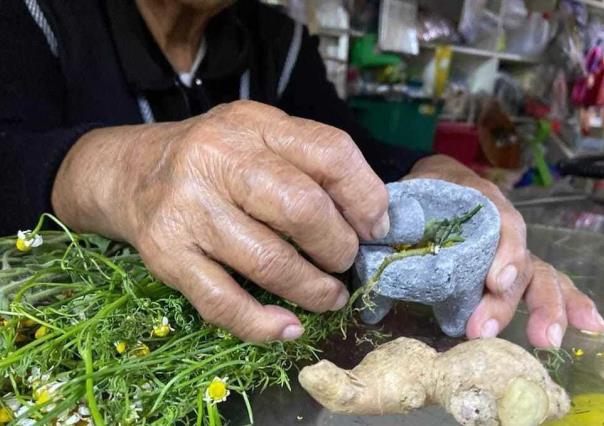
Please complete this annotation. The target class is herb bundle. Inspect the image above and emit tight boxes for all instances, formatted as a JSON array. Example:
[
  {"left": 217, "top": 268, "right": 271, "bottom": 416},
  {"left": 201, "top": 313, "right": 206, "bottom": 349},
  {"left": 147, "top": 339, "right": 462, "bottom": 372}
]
[
  {"left": 0, "top": 215, "right": 348, "bottom": 425},
  {"left": 0, "top": 206, "right": 483, "bottom": 425}
]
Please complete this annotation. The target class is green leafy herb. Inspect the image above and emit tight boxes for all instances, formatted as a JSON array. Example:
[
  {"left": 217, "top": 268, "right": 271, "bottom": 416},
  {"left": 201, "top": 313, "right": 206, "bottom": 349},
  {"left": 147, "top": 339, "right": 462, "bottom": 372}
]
[
  {"left": 0, "top": 215, "right": 351, "bottom": 425},
  {"left": 363, "top": 204, "right": 483, "bottom": 298}
]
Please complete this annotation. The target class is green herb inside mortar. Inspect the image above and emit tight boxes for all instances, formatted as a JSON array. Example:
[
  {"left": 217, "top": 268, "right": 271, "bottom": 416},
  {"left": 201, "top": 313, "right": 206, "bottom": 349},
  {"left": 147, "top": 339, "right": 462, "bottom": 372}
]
[{"left": 362, "top": 204, "right": 483, "bottom": 296}]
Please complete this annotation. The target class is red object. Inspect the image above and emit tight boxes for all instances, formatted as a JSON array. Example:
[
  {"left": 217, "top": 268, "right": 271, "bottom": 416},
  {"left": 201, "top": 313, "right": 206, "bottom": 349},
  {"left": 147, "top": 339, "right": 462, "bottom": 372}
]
[
  {"left": 433, "top": 122, "right": 480, "bottom": 166},
  {"left": 524, "top": 98, "right": 551, "bottom": 119}
]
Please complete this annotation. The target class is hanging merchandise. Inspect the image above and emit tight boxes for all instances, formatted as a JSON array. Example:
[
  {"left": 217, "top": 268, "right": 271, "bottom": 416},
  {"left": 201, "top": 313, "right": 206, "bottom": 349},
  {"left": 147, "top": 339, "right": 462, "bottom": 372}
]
[
  {"left": 502, "top": 0, "right": 530, "bottom": 30},
  {"left": 478, "top": 100, "right": 522, "bottom": 170},
  {"left": 350, "top": 0, "right": 380, "bottom": 34},
  {"left": 378, "top": 0, "right": 419, "bottom": 54},
  {"left": 494, "top": 74, "right": 524, "bottom": 117},
  {"left": 524, "top": 0, "right": 558, "bottom": 13},
  {"left": 441, "top": 83, "right": 472, "bottom": 122},
  {"left": 306, "top": 0, "right": 349, "bottom": 33},
  {"left": 571, "top": 42, "right": 604, "bottom": 107},
  {"left": 550, "top": 69, "right": 569, "bottom": 119},
  {"left": 459, "top": 0, "right": 500, "bottom": 46},
  {"left": 505, "top": 11, "right": 557, "bottom": 56},
  {"left": 416, "top": 10, "right": 461, "bottom": 44},
  {"left": 549, "top": 0, "right": 586, "bottom": 79}
]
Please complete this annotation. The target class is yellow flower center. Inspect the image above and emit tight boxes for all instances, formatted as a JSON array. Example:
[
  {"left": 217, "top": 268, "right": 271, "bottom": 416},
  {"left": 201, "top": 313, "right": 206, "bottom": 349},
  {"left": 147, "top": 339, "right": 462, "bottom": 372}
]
[
  {"left": 35, "top": 325, "right": 48, "bottom": 339},
  {"left": 132, "top": 342, "right": 150, "bottom": 357},
  {"left": 19, "top": 318, "right": 36, "bottom": 328},
  {"left": 16, "top": 238, "right": 31, "bottom": 252},
  {"left": 114, "top": 341, "right": 127, "bottom": 354},
  {"left": 153, "top": 324, "right": 171, "bottom": 337},
  {"left": 207, "top": 380, "right": 228, "bottom": 401},
  {"left": 34, "top": 388, "right": 51, "bottom": 405},
  {"left": 573, "top": 347, "right": 585, "bottom": 358},
  {"left": 0, "top": 407, "right": 13, "bottom": 423}
]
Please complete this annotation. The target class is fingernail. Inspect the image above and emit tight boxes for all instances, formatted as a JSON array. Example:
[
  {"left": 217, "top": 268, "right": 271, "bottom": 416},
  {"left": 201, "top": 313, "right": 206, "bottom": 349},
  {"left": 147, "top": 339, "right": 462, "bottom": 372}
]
[
  {"left": 480, "top": 319, "right": 500, "bottom": 338},
  {"left": 330, "top": 289, "right": 350, "bottom": 312},
  {"left": 592, "top": 307, "right": 604, "bottom": 328},
  {"left": 496, "top": 265, "right": 518, "bottom": 292},
  {"left": 547, "top": 323, "right": 564, "bottom": 348},
  {"left": 371, "top": 212, "right": 390, "bottom": 240},
  {"left": 281, "top": 324, "right": 304, "bottom": 341}
]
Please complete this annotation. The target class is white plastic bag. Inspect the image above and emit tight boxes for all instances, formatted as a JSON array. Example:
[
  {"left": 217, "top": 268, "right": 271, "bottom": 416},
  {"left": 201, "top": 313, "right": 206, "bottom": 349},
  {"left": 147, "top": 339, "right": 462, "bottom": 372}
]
[
  {"left": 506, "top": 12, "right": 556, "bottom": 56},
  {"left": 378, "top": 0, "right": 419, "bottom": 55},
  {"left": 459, "top": 0, "right": 499, "bottom": 45}
]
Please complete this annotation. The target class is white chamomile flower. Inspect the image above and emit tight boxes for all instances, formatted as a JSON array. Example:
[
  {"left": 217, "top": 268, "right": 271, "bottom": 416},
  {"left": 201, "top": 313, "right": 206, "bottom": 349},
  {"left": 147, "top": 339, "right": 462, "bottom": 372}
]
[
  {"left": 62, "top": 413, "right": 82, "bottom": 425},
  {"left": 141, "top": 381, "right": 154, "bottom": 392},
  {"left": 4, "top": 395, "right": 20, "bottom": 412},
  {"left": 78, "top": 404, "right": 91, "bottom": 417},
  {"left": 126, "top": 399, "right": 143, "bottom": 423},
  {"left": 16, "top": 230, "right": 43, "bottom": 252},
  {"left": 204, "top": 376, "right": 230, "bottom": 404},
  {"left": 14, "top": 405, "right": 36, "bottom": 426}
]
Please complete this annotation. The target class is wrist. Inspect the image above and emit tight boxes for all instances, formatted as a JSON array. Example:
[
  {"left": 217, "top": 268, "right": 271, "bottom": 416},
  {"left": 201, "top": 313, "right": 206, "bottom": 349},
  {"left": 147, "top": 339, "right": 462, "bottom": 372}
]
[{"left": 51, "top": 123, "right": 175, "bottom": 242}]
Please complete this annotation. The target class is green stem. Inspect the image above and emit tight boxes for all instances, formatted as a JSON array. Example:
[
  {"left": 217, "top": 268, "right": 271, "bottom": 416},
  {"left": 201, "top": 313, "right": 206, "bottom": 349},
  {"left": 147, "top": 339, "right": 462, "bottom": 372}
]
[
  {"left": 196, "top": 389, "right": 204, "bottom": 426},
  {"left": 349, "top": 245, "right": 439, "bottom": 307},
  {"left": 82, "top": 333, "right": 105, "bottom": 426},
  {"left": 0, "top": 294, "right": 128, "bottom": 368},
  {"left": 238, "top": 378, "right": 254, "bottom": 425},
  {"left": 149, "top": 343, "right": 250, "bottom": 414}
]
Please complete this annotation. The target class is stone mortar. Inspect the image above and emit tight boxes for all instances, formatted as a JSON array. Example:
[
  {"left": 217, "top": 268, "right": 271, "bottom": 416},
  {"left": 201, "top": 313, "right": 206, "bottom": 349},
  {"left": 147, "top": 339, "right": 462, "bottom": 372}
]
[{"left": 354, "top": 178, "right": 501, "bottom": 337}]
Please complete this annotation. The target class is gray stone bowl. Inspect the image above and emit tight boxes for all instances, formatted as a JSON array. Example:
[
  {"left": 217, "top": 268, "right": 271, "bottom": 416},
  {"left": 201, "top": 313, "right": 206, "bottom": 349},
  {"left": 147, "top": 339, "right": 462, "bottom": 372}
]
[{"left": 354, "top": 178, "right": 501, "bottom": 337}]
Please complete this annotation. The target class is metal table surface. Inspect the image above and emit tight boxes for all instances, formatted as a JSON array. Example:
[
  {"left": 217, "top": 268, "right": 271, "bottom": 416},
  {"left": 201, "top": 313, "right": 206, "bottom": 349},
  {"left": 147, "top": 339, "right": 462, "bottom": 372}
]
[{"left": 227, "top": 196, "right": 604, "bottom": 426}]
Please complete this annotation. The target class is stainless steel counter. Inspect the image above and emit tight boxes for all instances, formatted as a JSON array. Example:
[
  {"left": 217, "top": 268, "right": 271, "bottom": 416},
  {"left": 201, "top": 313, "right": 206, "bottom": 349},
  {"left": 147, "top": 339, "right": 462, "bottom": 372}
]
[{"left": 227, "top": 195, "right": 604, "bottom": 426}]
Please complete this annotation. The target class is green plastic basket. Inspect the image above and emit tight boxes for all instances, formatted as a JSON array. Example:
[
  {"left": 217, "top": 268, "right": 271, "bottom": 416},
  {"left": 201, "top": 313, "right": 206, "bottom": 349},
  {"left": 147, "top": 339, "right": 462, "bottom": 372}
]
[{"left": 349, "top": 96, "right": 441, "bottom": 153}]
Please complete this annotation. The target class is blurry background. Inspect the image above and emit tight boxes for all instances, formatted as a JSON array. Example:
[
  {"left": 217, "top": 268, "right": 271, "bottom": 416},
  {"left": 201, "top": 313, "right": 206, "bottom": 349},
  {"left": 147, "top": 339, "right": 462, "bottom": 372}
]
[{"left": 260, "top": 0, "right": 604, "bottom": 238}]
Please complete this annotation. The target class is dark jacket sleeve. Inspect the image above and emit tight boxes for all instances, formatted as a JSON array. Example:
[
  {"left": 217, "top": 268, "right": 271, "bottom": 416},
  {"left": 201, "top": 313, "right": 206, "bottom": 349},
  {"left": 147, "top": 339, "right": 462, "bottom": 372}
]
[
  {"left": 0, "top": 2, "right": 97, "bottom": 236},
  {"left": 277, "top": 28, "right": 428, "bottom": 183}
]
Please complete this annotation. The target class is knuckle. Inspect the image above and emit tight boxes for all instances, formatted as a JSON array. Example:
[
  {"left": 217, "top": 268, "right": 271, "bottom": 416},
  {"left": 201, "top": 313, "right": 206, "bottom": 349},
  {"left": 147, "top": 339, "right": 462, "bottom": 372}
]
[
  {"left": 222, "top": 100, "right": 258, "bottom": 115},
  {"left": 513, "top": 246, "right": 530, "bottom": 268},
  {"left": 331, "top": 233, "right": 359, "bottom": 272},
  {"left": 501, "top": 301, "right": 519, "bottom": 325},
  {"left": 252, "top": 242, "right": 291, "bottom": 283},
  {"left": 199, "top": 286, "right": 232, "bottom": 324},
  {"left": 532, "top": 258, "right": 554, "bottom": 281},
  {"left": 224, "top": 300, "right": 257, "bottom": 338},
  {"left": 574, "top": 291, "right": 596, "bottom": 310},
  {"left": 281, "top": 185, "right": 330, "bottom": 227},
  {"left": 306, "top": 279, "right": 340, "bottom": 312},
  {"left": 517, "top": 258, "right": 535, "bottom": 288},
  {"left": 215, "top": 100, "right": 283, "bottom": 121},
  {"left": 316, "top": 127, "right": 357, "bottom": 168},
  {"left": 214, "top": 100, "right": 253, "bottom": 114},
  {"left": 511, "top": 211, "right": 527, "bottom": 235}
]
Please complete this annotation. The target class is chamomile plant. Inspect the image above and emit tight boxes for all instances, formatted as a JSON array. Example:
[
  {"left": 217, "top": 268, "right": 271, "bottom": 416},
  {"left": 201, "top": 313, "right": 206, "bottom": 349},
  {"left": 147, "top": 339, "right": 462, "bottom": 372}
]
[{"left": 0, "top": 215, "right": 349, "bottom": 425}]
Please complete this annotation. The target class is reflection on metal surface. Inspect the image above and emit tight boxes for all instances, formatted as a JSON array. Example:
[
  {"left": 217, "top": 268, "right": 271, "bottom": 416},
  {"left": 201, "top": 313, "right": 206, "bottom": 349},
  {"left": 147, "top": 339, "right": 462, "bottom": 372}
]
[{"left": 513, "top": 195, "right": 589, "bottom": 207}]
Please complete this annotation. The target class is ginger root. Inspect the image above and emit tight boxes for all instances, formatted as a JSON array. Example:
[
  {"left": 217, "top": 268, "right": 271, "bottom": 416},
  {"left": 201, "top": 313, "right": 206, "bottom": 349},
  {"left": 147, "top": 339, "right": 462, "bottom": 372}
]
[{"left": 299, "top": 337, "right": 569, "bottom": 426}]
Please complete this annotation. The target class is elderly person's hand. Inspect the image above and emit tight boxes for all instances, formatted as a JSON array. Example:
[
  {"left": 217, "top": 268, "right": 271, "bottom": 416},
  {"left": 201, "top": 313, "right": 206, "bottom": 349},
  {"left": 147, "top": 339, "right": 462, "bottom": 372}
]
[
  {"left": 407, "top": 155, "right": 604, "bottom": 348},
  {"left": 52, "top": 101, "right": 390, "bottom": 342}
]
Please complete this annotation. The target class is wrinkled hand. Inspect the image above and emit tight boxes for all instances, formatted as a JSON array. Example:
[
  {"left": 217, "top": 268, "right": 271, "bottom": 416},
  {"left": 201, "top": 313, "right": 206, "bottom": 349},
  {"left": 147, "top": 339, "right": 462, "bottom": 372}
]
[
  {"left": 408, "top": 155, "right": 604, "bottom": 347},
  {"left": 53, "top": 101, "right": 390, "bottom": 342}
]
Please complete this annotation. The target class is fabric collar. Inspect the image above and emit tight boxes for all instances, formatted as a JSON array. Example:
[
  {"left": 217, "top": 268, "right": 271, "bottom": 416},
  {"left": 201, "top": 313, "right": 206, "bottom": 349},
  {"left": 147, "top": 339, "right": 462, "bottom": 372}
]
[{"left": 104, "top": 0, "right": 251, "bottom": 91}]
